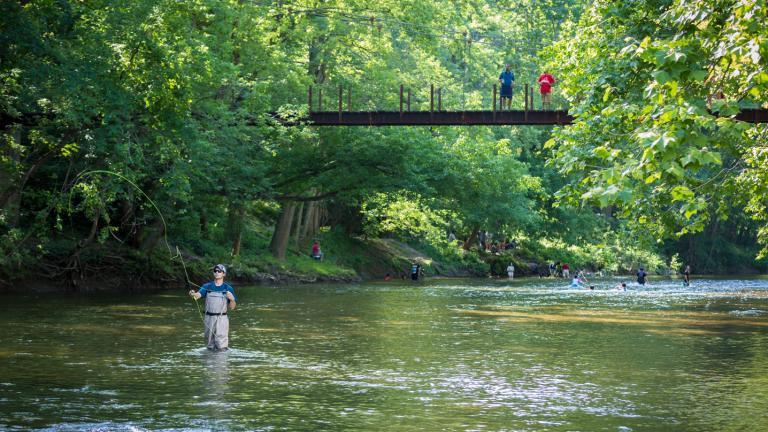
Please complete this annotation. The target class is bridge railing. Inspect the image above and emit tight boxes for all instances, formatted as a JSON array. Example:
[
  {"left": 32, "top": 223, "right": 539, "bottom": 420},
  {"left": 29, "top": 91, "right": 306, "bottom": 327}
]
[{"left": 306, "top": 83, "right": 567, "bottom": 115}]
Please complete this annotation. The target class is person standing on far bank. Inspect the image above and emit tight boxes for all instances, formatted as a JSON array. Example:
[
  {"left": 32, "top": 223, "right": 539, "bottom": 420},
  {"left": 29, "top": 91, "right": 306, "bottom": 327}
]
[{"left": 189, "top": 264, "right": 237, "bottom": 351}]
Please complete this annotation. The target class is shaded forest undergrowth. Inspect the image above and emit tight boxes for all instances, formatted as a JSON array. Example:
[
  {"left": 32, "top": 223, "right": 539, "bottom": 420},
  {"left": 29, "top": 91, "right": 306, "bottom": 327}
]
[{"left": 7, "top": 225, "right": 765, "bottom": 293}]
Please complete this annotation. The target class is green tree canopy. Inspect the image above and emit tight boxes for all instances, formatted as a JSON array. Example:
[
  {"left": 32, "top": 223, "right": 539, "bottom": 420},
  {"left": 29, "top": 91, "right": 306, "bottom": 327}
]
[{"left": 544, "top": 0, "right": 768, "bottom": 255}]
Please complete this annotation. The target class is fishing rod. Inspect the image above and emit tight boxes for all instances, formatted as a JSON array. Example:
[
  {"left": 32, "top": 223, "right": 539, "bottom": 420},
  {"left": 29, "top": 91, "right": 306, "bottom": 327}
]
[{"left": 69, "top": 170, "right": 205, "bottom": 323}]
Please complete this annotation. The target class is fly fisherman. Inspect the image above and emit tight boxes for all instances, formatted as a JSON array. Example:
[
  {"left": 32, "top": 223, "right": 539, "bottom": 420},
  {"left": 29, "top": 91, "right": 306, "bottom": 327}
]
[{"left": 189, "top": 264, "right": 237, "bottom": 351}]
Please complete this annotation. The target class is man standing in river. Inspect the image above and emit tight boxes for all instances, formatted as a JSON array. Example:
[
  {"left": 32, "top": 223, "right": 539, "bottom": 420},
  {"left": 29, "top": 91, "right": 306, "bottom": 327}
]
[
  {"left": 189, "top": 264, "right": 237, "bottom": 351},
  {"left": 506, "top": 262, "right": 515, "bottom": 279}
]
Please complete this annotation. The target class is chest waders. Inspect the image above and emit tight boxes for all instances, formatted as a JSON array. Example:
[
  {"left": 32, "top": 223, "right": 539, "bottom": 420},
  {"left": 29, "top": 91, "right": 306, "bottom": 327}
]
[{"left": 204, "top": 291, "right": 229, "bottom": 351}]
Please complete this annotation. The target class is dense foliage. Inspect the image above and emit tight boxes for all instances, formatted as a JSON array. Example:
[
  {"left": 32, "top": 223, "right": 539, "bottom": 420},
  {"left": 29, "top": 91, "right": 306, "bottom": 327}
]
[
  {"left": 544, "top": 0, "right": 768, "bottom": 261},
  {"left": 1, "top": 0, "right": 765, "bottom": 287}
]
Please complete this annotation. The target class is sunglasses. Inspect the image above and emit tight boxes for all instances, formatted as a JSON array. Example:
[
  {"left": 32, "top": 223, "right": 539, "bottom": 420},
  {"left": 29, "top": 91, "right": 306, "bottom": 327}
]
[{"left": 213, "top": 269, "right": 224, "bottom": 273}]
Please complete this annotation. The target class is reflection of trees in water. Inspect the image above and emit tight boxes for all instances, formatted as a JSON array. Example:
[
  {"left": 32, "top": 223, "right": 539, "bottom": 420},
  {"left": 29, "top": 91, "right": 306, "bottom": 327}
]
[
  {"left": 688, "top": 298, "right": 766, "bottom": 371},
  {"left": 679, "top": 329, "right": 768, "bottom": 430}
]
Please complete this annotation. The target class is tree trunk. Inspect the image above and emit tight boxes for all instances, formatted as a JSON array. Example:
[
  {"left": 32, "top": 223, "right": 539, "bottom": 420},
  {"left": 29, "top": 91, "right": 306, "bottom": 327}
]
[
  {"left": 139, "top": 218, "right": 166, "bottom": 252},
  {"left": 117, "top": 198, "right": 136, "bottom": 239},
  {"left": 292, "top": 201, "right": 304, "bottom": 248},
  {"left": 463, "top": 226, "right": 480, "bottom": 250},
  {"left": 312, "top": 202, "right": 321, "bottom": 237},
  {"left": 66, "top": 206, "right": 101, "bottom": 290},
  {"left": 83, "top": 206, "right": 100, "bottom": 247},
  {"left": 200, "top": 210, "right": 209, "bottom": 239},
  {"left": 706, "top": 218, "right": 720, "bottom": 270},
  {"left": 300, "top": 200, "right": 316, "bottom": 242},
  {"left": 687, "top": 234, "right": 695, "bottom": 269},
  {"left": 308, "top": 40, "right": 327, "bottom": 84},
  {"left": 1, "top": 148, "right": 56, "bottom": 227},
  {"left": 228, "top": 204, "right": 246, "bottom": 257},
  {"left": 269, "top": 201, "right": 297, "bottom": 260},
  {"left": 0, "top": 128, "right": 21, "bottom": 207}
]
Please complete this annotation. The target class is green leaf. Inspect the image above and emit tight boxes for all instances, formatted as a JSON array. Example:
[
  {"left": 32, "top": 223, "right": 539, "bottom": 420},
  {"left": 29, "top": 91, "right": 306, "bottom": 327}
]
[
  {"left": 711, "top": 100, "right": 740, "bottom": 116},
  {"left": 697, "top": 150, "right": 722, "bottom": 166},
  {"left": 682, "top": 204, "right": 699, "bottom": 219},
  {"left": 666, "top": 162, "right": 684, "bottom": 179},
  {"left": 602, "top": 86, "right": 613, "bottom": 102},
  {"left": 653, "top": 70, "right": 671, "bottom": 84},
  {"left": 689, "top": 69, "right": 708, "bottom": 81},
  {"left": 645, "top": 172, "right": 661, "bottom": 184},
  {"left": 681, "top": 152, "right": 696, "bottom": 168},
  {"left": 668, "top": 80, "right": 678, "bottom": 96},
  {"left": 671, "top": 185, "right": 694, "bottom": 202},
  {"left": 593, "top": 146, "right": 611, "bottom": 159}
]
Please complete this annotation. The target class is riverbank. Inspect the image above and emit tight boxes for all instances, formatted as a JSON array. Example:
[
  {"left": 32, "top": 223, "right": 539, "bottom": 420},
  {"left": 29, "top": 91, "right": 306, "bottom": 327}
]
[
  {"left": 4, "top": 229, "right": 765, "bottom": 293},
  {"left": 4, "top": 235, "right": 458, "bottom": 293}
]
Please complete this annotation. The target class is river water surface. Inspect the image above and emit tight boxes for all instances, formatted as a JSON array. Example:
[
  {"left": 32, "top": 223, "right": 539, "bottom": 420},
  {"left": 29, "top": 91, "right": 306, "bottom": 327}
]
[{"left": 1, "top": 277, "right": 768, "bottom": 431}]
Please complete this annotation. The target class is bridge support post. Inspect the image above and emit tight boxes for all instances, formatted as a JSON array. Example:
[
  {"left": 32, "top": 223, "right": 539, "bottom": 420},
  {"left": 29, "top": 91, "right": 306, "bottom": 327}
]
[
  {"left": 530, "top": 91, "right": 534, "bottom": 112},
  {"left": 493, "top": 85, "right": 497, "bottom": 122},
  {"left": 400, "top": 84, "right": 404, "bottom": 118},
  {"left": 407, "top": 89, "right": 411, "bottom": 112},
  {"left": 308, "top": 86, "right": 313, "bottom": 113},
  {"left": 318, "top": 88, "right": 322, "bottom": 111},
  {"left": 524, "top": 84, "right": 528, "bottom": 122},
  {"left": 430, "top": 84, "right": 434, "bottom": 120},
  {"left": 438, "top": 87, "right": 442, "bottom": 112}
]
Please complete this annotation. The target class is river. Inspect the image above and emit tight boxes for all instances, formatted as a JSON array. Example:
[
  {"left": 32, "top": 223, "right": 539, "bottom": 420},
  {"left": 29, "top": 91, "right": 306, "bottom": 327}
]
[{"left": 1, "top": 276, "right": 767, "bottom": 431}]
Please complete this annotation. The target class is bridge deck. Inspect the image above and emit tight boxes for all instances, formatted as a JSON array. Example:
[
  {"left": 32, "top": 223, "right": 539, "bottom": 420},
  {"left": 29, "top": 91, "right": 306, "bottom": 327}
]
[
  {"left": 297, "top": 108, "right": 768, "bottom": 126},
  {"left": 307, "top": 110, "right": 571, "bottom": 126}
]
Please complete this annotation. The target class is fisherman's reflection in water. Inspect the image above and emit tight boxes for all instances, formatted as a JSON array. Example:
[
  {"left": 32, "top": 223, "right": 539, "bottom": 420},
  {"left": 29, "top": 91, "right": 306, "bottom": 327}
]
[{"left": 200, "top": 349, "right": 232, "bottom": 422}]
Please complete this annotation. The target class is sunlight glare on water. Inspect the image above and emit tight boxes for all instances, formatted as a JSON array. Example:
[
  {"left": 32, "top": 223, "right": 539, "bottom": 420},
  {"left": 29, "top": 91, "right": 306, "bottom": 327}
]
[{"left": 1, "top": 276, "right": 767, "bottom": 431}]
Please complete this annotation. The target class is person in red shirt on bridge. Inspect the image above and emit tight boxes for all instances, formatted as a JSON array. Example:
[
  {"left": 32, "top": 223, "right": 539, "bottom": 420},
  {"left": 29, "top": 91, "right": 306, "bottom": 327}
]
[{"left": 538, "top": 71, "right": 555, "bottom": 110}]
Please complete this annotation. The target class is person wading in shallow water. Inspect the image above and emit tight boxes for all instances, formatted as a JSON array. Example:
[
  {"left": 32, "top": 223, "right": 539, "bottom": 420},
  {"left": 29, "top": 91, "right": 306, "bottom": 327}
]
[
  {"left": 189, "top": 264, "right": 237, "bottom": 351},
  {"left": 636, "top": 267, "right": 647, "bottom": 286},
  {"left": 410, "top": 262, "right": 421, "bottom": 281}
]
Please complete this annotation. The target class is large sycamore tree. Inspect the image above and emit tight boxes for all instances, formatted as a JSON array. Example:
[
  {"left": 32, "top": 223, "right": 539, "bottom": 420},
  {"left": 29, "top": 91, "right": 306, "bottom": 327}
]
[{"left": 545, "top": 0, "right": 768, "bottom": 256}]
